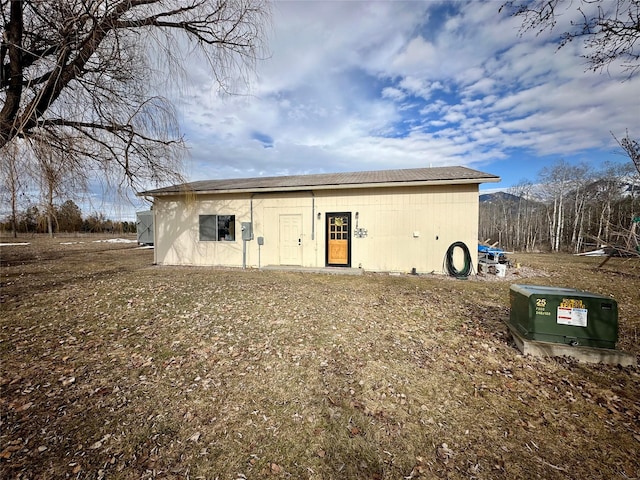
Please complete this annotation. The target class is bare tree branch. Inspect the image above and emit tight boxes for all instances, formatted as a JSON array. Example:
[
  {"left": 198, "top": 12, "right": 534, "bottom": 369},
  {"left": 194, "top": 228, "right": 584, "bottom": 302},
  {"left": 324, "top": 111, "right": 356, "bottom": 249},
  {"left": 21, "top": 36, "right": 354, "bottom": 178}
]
[
  {"left": 0, "top": 0, "right": 270, "bottom": 193},
  {"left": 613, "top": 130, "right": 640, "bottom": 174},
  {"left": 501, "top": 0, "right": 640, "bottom": 76}
]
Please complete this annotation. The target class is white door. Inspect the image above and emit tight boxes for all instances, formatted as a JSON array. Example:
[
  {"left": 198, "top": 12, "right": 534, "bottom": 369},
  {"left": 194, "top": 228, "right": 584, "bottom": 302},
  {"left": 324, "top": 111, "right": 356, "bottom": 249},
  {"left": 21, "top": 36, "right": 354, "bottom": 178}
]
[{"left": 279, "top": 214, "right": 302, "bottom": 265}]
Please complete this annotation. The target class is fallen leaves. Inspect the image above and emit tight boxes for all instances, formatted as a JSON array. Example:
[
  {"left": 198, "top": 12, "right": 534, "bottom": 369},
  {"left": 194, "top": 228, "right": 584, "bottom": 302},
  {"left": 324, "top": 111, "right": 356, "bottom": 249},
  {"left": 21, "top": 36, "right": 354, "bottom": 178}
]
[
  {"left": 0, "top": 441, "right": 22, "bottom": 459},
  {"left": 436, "top": 443, "right": 455, "bottom": 464},
  {"left": 129, "top": 353, "right": 153, "bottom": 369},
  {"left": 1, "top": 242, "right": 639, "bottom": 480},
  {"left": 59, "top": 376, "right": 75, "bottom": 387},
  {"left": 89, "top": 434, "right": 112, "bottom": 450},
  {"left": 14, "top": 401, "right": 33, "bottom": 412}
]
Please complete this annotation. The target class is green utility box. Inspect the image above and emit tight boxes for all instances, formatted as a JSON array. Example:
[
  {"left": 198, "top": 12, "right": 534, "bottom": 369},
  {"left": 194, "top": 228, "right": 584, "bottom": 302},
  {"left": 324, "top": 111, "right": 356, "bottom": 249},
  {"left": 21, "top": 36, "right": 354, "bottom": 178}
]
[{"left": 509, "top": 284, "right": 618, "bottom": 349}]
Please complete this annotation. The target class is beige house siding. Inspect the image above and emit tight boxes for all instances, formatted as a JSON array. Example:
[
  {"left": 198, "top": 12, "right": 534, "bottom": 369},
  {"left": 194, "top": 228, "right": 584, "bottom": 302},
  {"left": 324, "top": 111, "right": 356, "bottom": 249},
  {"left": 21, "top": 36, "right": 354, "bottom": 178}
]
[{"left": 152, "top": 183, "right": 481, "bottom": 274}]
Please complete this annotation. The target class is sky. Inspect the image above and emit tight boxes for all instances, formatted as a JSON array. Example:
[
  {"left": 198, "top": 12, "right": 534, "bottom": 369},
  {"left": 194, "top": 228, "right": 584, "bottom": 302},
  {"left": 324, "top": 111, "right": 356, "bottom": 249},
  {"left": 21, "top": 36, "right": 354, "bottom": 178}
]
[
  {"left": 4, "top": 1, "right": 638, "bottom": 223},
  {"left": 87, "top": 0, "right": 638, "bottom": 220},
  {"left": 161, "top": 1, "right": 639, "bottom": 192}
]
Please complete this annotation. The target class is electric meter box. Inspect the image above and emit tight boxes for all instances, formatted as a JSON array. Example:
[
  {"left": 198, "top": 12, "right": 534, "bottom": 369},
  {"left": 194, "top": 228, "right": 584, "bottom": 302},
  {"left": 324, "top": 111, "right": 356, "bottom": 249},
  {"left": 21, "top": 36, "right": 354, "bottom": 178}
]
[
  {"left": 241, "top": 222, "right": 253, "bottom": 241},
  {"left": 509, "top": 284, "right": 618, "bottom": 349}
]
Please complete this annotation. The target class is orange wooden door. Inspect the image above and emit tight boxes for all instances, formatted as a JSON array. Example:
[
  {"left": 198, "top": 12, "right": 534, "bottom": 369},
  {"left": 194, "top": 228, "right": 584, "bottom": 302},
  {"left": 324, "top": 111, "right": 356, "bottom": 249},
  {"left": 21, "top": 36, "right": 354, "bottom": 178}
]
[{"left": 326, "top": 213, "right": 350, "bottom": 266}]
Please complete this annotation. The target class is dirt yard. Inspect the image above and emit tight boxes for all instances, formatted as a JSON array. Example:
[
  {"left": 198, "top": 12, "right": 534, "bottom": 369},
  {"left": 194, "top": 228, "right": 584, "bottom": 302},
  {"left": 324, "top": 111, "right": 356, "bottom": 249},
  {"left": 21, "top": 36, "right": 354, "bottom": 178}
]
[{"left": 1, "top": 236, "right": 639, "bottom": 479}]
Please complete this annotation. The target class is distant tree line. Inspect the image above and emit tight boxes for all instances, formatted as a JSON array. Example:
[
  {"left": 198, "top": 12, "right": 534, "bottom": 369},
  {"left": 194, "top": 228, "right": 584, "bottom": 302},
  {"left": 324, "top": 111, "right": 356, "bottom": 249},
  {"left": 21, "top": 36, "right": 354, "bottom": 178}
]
[
  {"left": 0, "top": 199, "right": 135, "bottom": 236},
  {"left": 480, "top": 160, "right": 640, "bottom": 254}
]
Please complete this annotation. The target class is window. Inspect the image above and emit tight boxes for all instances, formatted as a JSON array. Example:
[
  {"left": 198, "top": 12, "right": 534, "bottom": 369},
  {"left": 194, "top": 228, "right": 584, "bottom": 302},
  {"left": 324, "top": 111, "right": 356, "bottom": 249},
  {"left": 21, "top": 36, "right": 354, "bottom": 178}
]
[
  {"left": 329, "top": 215, "right": 349, "bottom": 240},
  {"left": 199, "top": 215, "right": 235, "bottom": 241}
]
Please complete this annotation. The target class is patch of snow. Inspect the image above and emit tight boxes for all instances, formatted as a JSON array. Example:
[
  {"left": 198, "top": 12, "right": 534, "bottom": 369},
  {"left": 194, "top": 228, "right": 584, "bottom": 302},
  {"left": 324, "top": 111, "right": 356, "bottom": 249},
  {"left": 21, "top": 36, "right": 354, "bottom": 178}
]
[
  {"left": 0, "top": 242, "right": 31, "bottom": 246},
  {"left": 575, "top": 249, "right": 606, "bottom": 256},
  {"left": 60, "top": 241, "right": 86, "bottom": 245},
  {"left": 93, "top": 238, "right": 137, "bottom": 244}
]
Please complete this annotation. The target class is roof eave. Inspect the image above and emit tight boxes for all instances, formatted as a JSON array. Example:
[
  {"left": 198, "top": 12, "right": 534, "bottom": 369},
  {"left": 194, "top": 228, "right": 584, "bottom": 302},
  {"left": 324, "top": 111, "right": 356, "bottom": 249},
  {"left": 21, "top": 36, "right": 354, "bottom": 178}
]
[{"left": 138, "top": 176, "right": 501, "bottom": 197}]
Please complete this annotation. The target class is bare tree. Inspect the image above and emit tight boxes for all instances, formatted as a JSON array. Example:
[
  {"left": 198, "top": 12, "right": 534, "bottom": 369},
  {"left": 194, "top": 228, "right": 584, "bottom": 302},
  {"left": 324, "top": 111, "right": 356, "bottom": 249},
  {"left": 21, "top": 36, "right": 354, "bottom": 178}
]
[
  {"left": 537, "top": 160, "right": 590, "bottom": 252},
  {"left": 30, "top": 136, "right": 88, "bottom": 237},
  {"left": 613, "top": 130, "right": 640, "bottom": 174},
  {"left": 508, "top": 181, "right": 543, "bottom": 251},
  {"left": 0, "top": 137, "right": 26, "bottom": 237},
  {"left": 501, "top": 0, "right": 640, "bottom": 77},
  {"left": 0, "top": 0, "right": 269, "bottom": 190},
  {"left": 589, "top": 161, "right": 636, "bottom": 246},
  {"left": 565, "top": 163, "right": 593, "bottom": 253}
]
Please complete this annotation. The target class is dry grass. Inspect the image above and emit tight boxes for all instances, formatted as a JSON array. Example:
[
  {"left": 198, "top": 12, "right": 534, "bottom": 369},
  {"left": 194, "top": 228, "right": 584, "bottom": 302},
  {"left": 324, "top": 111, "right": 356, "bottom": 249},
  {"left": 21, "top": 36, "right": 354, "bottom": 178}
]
[{"left": 1, "top": 237, "right": 639, "bottom": 479}]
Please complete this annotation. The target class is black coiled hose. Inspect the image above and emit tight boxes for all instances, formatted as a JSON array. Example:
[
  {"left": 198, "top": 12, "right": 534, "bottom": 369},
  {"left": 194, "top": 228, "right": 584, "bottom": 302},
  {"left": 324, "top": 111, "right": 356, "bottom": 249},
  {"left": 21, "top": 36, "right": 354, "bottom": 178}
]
[{"left": 445, "top": 241, "right": 472, "bottom": 278}]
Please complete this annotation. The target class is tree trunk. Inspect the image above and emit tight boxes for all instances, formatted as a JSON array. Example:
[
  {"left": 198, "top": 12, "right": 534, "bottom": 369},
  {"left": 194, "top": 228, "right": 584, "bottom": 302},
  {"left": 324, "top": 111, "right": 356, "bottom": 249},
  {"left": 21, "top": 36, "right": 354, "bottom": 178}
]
[
  {"left": 555, "top": 200, "right": 563, "bottom": 252},
  {"left": 47, "top": 190, "right": 53, "bottom": 238}
]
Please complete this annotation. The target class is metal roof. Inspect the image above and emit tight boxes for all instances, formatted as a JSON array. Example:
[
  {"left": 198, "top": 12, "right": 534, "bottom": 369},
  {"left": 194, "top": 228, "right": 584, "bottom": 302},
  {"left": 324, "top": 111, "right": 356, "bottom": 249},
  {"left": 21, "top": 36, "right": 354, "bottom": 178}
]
[{"left": 138, "top": 166, "right": 500, "bottom": 196}]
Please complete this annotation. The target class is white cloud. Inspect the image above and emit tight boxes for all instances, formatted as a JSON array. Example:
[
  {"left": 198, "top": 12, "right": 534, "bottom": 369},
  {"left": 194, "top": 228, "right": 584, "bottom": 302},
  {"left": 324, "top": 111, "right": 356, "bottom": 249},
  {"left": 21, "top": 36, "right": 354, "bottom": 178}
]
[
  {"left": 382, "top": 87, "right": 406, "bottom": 101},
  {"left": 159, "top": 0, "right": 640, "bottom": 188},
  {"left": 390, "top": 35, "right": 439, "bottom": 75}
]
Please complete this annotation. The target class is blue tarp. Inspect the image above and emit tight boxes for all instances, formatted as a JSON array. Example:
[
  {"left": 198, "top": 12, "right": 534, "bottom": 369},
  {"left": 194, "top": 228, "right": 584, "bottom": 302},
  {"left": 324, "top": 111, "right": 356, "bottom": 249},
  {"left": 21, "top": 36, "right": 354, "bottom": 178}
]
[
  {"left": 478, "top": 245, "right": 508, "bottom": 265},
  {"left": 478, "top": 245, "right": 504, "bottom": 255}
]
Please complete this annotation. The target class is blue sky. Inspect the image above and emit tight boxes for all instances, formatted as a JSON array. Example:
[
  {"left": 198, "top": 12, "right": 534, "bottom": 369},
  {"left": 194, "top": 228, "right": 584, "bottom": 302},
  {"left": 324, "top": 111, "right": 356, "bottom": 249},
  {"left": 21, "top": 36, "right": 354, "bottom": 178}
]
[{"left": 136, "top": 0, "right": 639, "bottom": 209}]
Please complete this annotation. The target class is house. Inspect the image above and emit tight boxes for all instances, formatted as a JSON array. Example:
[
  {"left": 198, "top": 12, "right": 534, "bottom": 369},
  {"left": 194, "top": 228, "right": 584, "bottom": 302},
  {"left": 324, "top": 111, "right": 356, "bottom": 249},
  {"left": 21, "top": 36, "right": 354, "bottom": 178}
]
[{"left": 138, "top": 166, "right": 500, "bottom": 274}]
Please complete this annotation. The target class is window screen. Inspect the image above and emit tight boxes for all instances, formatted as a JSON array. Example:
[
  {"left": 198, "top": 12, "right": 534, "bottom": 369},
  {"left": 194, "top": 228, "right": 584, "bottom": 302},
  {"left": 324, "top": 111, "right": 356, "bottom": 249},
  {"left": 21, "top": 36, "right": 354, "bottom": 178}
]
[{"left": 199, "top": 215, "right": 235, "bottom": 241}]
